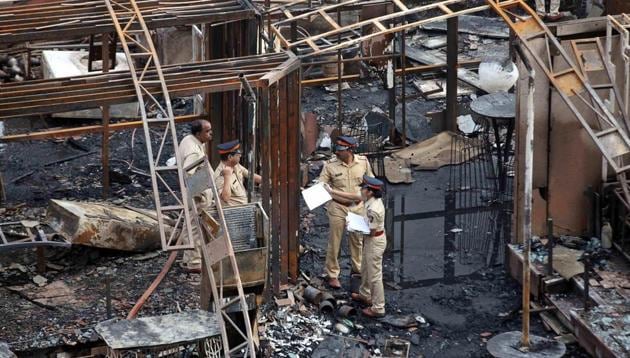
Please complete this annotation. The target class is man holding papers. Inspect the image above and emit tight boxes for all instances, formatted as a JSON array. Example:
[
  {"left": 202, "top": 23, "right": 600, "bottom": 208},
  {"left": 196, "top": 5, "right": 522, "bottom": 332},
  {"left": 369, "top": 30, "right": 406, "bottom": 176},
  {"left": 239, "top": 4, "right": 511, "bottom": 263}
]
[{"left": 318, "top": 135, "right": 373, "bottom": 289}]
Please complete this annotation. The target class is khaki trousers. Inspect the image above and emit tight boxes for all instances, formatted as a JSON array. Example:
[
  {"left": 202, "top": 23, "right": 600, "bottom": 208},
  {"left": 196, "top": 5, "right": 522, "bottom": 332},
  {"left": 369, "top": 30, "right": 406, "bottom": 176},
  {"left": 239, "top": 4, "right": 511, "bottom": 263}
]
[
  {"left": 325, "top": 201, "right": 363, "bottom": 278},
  {"left": 359, "top": 233, "right": 386, "bottom": 314},
  {"left": 180, "top": 194, "right": 212, "bottom": 268},
  {"left": 535, "top": 0, "right": 560, "bottom": 15}
]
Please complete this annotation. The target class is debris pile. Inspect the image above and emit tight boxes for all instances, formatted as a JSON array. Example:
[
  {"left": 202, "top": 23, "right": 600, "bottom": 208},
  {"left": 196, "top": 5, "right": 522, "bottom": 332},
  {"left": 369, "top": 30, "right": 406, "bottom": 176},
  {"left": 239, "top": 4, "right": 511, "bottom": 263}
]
[
  {"left": 0, "top": 55, "right": 24, "bottom": 83},
  {"left": 259, "top": 307, "right": 331, "bottom": 356}
]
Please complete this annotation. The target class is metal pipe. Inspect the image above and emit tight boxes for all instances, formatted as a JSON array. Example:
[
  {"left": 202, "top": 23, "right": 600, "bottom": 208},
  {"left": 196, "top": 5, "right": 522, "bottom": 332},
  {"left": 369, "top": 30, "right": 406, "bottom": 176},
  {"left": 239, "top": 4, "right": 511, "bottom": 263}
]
[
  {"left": 337, "top": 305, "right": 357, "bottom": 317},
  {"left": 320, "top": 291, "right": 336, "bottom": 307},
  {"left": 388, "top": 22, "right": 397, "bottom": 140},
  {"left": 303, "top": 285, "right": 323, "bottom": 304},
  {"left": 127, "top": 251, "right": 178, "bottom": 319},
  {"left": 401, "top": 27, "right": 407, "bottom": 145},
  {"left": 239, "top": 73, "right": 257, "bottom": 202},
  {"left": 515, "top": 41, "right": 535, "bottom": 350},
  {"left": 319, "top": 300, "right": 334, "bottom": 314}
]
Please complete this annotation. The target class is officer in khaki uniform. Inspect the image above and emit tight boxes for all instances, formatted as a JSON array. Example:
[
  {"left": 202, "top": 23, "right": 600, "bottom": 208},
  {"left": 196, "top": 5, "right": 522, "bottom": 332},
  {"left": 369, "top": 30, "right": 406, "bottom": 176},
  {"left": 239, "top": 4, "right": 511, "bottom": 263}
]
[
  {"left": 353, "top": 176, "right": 387, "bottom": 318},
  {"left": 178, "top": 119, "right": 214, "bottom": 272},
  {"left": 214, "top": 140, "right": 261, "bottom": 207},
  {"left": 319, "top": 135, "right": 373, "bottom": 289}
]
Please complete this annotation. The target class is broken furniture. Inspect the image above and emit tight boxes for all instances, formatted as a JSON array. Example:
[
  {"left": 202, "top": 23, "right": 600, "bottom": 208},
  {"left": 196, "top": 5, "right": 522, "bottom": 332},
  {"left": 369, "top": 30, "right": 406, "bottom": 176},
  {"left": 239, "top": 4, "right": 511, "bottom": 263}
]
[
  {"left": 0, "top": 219, "right": 69, "bottom": 252},
  {"left": 96, "top": 310, "right": 223, "bottom": 357}
]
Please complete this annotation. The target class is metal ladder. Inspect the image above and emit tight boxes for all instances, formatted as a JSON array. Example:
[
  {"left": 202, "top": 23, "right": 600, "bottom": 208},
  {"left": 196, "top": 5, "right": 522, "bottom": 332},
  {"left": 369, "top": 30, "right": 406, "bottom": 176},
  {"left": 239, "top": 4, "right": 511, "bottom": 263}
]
[
  {"left": 606, "top": 14, "right": 630, "bottom": 121},
  {"left": 487, "top": 0, "right": 630, "bottom": 209},
  {"left": 103, "top": 1, "right": 255, "bottom": 356}
]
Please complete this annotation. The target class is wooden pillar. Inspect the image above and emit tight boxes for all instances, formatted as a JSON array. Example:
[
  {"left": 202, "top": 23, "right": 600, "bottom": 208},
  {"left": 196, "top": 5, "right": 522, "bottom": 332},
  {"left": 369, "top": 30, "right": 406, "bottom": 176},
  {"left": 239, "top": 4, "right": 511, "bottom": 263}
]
[
  {"left": 287, "top": 69, "right": 300, "bottom": 282},
  {"left": 446, "top": 16, "right": 459, "bottom": 131}
]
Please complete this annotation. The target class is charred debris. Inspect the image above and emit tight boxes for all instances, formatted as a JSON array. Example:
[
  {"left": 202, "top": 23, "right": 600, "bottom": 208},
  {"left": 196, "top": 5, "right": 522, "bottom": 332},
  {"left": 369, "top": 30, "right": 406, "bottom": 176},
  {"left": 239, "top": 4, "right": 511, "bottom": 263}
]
[{"left": 0, "top": 0, "right": 629, "bottom": 357}]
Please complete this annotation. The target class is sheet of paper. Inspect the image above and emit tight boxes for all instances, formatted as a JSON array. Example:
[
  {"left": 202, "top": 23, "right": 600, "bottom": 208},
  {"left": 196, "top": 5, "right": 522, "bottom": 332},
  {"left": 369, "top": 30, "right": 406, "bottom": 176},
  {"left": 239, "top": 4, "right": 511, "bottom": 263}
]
[
  {"left": 346, "top": 212, "right": 370, "bottom": 234},
  {"left": 301, "top": 183, "right": 332, "bottom": 211}
]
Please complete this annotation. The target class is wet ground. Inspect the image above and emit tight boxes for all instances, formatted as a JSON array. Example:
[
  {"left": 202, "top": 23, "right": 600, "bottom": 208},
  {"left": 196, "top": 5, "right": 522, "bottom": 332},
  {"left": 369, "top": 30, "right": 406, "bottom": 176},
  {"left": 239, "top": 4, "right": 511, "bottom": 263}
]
[{"left": 299, "top": 168, "right": 589, "bottom": 357}]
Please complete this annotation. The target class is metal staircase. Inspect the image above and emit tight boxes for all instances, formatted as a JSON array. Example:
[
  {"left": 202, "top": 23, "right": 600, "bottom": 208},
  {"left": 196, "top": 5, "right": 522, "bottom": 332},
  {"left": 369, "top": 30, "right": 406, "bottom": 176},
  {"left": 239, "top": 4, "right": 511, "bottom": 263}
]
[
  {"left": 487, "top": 0, "right": 630, "bottom": 209},
  {"left": 103, "top": 0, "right": 255, "bottom": 356}
]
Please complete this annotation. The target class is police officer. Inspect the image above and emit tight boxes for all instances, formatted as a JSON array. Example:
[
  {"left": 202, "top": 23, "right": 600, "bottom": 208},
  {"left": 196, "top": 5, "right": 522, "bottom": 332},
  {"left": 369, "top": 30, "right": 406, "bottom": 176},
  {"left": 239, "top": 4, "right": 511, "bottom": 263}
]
[
  {"left": 214, "top": 140, "right": 261, "bottom": 207},
  {"left": 178, "top": 119, "right": 214, "bottom": 273},
  {"left": 318, "top": 135, "right": 374, "bottom": 289},
  {"left": 352, "top": 175, "right": 386, "bottom": 318}
]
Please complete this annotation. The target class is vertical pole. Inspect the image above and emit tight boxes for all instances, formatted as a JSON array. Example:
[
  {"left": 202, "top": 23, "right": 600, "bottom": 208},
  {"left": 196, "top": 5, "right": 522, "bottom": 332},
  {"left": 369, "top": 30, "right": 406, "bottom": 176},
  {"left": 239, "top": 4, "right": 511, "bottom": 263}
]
[
  {"left": 101, "top": 33, "right": 111, "bottom": 199},
  {"left": 446, "top": 16, "right": 459, "bottom": 132},
  {"left": 36, "top": 247, "right": 46, "bottom": 274},
  {"left": 336, "top": 1, "right": 343, "bottom": 132},
  {"left": 388, "top": 23, "right": 397, "bottom": 140},
  {"left": 516, "top": 43, "right": 535, "bottom": 350},
  {"left": 105, "top": 273, "right": 112, "bottom": 319},
  {"left": 401, "top": 28, "right": 407, "bottom": 145},
  {"left": 547, "top": 218, "right": 554, "bottom": 276},
  {"left": 583, "top": 256, "right": 591, "bottom": 311},
  {"left": 25, "top": 46, "right": 31, "bottom": 80}
]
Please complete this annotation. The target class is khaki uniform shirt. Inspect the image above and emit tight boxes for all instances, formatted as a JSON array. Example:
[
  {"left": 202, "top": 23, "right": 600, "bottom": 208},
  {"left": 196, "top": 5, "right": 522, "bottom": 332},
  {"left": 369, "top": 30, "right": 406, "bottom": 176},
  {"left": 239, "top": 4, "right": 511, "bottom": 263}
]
[
  {"left": 214, "top": 162, "right": 249, "bottom": 206},
  {"left": 318, "top": 154, "right": 374, "bottom": 217},
  {"left": 365, "top": 197, "right": 385, "bottom": 233},
  {"left": 318, "top": 154, "right": 374, "bottom": 195},
  {"left": 178, "top": 134, "right": 213, "bottom": 207}
]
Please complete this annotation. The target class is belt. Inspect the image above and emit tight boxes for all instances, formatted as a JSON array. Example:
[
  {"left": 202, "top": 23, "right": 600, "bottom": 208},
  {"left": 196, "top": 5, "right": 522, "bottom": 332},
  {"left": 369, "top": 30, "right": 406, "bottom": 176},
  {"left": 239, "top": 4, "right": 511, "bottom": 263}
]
[{"left": 373, "top": 230, "right": 384, "bottom": 236}]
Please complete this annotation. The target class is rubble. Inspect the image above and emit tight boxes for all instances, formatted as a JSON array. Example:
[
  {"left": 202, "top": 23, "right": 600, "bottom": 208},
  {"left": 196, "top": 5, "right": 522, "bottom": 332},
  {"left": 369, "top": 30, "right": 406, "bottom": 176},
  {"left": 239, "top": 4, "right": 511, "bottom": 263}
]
[{"left": 260, "top": 307, "right": 331, "bottom": 356}]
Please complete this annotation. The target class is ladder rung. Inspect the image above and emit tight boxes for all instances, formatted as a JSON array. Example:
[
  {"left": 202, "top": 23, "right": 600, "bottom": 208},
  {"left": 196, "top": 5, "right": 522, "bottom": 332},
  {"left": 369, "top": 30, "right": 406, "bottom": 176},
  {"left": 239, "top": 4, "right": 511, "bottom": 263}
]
[
  {"left": 524, "top": 31, "right": 546, "bottom": 41},
  {"left": 139, "top": 80, "right": 162, "bottom": 84},
  {"left": 130, "top": 52, "right": 152, "bottom": 56},
  {"left": 497, "top": 0, "right": 520, "bottom": 8},
  {"left": 595, "top": 127, "right": 619, "bottom": 137},
  {"left": 161, "top": 205, "right": 184, "bottom": 211},
  {"left": 617, "top": 165, "right": 630, "bottom": 173},
  {"left": 155, "top": 165, "right": 178, "bottom": 171},
  {"left": 553, "top": 68, "right": 576, "bottom": 78},
  {"left": 592, "top": 84, "right": 613, "bottom": 90},
  {"left": 146, "top": 118, "right": 171, "bottom": 123},
  {"left": 221, "top": 296, "right": 241, "bottom": 310}
]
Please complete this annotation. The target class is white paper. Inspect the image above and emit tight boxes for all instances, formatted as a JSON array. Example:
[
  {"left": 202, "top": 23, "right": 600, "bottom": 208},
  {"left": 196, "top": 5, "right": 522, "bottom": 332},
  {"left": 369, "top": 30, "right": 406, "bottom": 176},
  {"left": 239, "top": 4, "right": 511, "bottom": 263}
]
[
  {"left": 301, "top": 183, "right": 332, "bottom": 211},
  {"left": 346, "top": 212, "right": 370, "bottom": 234}
]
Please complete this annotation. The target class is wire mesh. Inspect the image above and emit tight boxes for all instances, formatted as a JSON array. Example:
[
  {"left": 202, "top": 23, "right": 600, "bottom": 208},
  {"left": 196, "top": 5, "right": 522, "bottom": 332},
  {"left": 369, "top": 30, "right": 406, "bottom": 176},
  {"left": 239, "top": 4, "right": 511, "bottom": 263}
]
[{"left": 209, "top": 204, "right": 258, "bottom": 251}]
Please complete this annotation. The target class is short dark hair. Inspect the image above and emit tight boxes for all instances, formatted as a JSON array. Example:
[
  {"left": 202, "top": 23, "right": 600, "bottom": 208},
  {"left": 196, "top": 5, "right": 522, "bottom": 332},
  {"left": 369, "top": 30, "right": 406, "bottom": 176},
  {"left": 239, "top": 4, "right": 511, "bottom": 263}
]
[
  {"left": 367, "top": 187, "right": 383, "bottom": 198},
  {"left": 191, "top": 120, "right": 205, "bottom": 135},
  {"left": 220, "top": 152, "right": 239, "bottom": 162}
]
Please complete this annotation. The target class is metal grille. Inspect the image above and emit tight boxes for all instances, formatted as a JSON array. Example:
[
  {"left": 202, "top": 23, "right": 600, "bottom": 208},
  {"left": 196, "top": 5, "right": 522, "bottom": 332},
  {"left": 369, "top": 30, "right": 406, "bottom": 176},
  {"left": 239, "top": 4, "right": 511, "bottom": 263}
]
[
  {"left": 210, "top": 204, "right": 258, "bottom": 251},
  {"left": 448, "top": 123, "right": 514, "bottom": 266},
  {"left": 347, "top": 113, "right": 388, "bottom": 178}
]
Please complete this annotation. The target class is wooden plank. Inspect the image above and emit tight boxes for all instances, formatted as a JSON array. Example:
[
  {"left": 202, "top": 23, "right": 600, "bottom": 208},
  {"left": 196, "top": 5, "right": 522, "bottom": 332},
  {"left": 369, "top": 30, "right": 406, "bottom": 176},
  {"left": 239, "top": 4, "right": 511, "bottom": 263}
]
[
  {"left": 404, "top": 45, "right": 483, "bottom": 90},
  {"left": 317, "top": 9, "right": 341, "bottom": 30}
]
